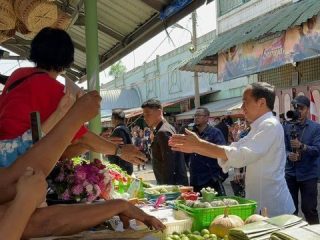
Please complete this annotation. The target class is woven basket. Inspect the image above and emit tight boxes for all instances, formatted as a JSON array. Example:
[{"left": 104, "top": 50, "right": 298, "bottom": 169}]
[
  {"left": 52, "top": 8, "right": 72, "bottom": 30},
  {"left": 15, "top": 19, "right": 31, "bottom": 34},
  {"left": 0, "top": 29, "right": 15, "bottom": 43},
  {"left": 0, "top": 0, "right": 16, "bottom": 30},
  {"left": 14, "top": 0, "right": 58, "bottom": 32}
]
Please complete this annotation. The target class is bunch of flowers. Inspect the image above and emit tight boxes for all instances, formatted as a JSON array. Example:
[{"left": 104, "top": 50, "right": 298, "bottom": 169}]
[{"left": 52, "top": 158, "right": 112, "bottom": 202}]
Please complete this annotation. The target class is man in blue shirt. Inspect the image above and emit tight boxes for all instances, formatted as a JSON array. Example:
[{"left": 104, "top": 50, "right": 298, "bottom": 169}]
[
  {"left": 284, "top": 95, "right": 320, "bottom": 224},
  {"left": 189, "top": 107, "right": 227, "bottom": 195}
]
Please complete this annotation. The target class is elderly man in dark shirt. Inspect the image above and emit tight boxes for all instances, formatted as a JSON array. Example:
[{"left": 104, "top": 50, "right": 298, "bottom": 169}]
[
  {"left": 190, "top": 107, "right": 227, "bottom": 195},
  {"left": 142, "top": 99, "right": 188, "bottom": 185},
  {"left": 284, "top": 95, "right": 320, "bottom": 224}
]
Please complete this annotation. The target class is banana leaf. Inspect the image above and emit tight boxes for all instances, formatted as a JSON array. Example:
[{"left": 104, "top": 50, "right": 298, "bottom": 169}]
[
  {"left": 265, "top": 215, "right": 303, "bottom": 228},
  {"left": 229, "top": 215, "right": 307, "bottom": 240},
  {"left": 271, "top": 227, "right": 320, "bottom": 240}
]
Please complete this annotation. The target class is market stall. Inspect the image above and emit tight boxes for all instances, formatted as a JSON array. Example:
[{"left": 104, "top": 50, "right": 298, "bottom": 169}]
[{"left": 32, "top": 157, "right": 320, "bottom": 240}]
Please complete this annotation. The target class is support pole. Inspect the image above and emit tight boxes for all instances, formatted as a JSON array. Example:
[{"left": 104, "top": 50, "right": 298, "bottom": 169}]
[
  {"left": 84, "top": 0, "right": 101, "bottom": 160},
  {"left": 192, "top": 11, "right": 200, "bottom": 108}
]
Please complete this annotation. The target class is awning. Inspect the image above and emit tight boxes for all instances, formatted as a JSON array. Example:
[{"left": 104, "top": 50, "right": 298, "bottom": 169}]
[
  {"left": 100, "top": 88, "right": 141, "bottom": 114},
  {"left": 0, "top": 0, "right": 206, "bottom": 82},
  {"left": 101, "top": 90, "right": 217, "bottom": 121},
  {"left": 173, "top": 43, "right": 217, "bottom": 72},
  {"left": 176, "top": 97, "right": 243, "bottom": 120},
  {"left": 180, "top": 0, "right": 320, "bottom": 72}
]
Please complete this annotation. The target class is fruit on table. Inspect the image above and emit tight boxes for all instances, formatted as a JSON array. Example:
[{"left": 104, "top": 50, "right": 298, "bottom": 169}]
[
  {"left": 209, "top": 208, "right": 244, "bottom": 238},
  {"left": 185, "top": 200, "right": 195, "bottom": 207},
  {"left": 181, "top": 192, "right": 199, "bottom": 201},
  {"left": 210, "top": 200, "right": 225, "bottom": 207},
  {"left": 200, "top": 187, "right": 218, "bottom": 202},
  {"left": 200, "top": 187, "right": 217, "bottom": 195},
  {"left": 146, "top": 185, "right": 180, "bottom": 195},
  {"left": 160, "top": 187, "right": 169, "bottom": 193},
  {"left": 180, "top": 186, "right": 194, "bottom": 193},
  {"left": 166, "top": 229, "right": 217, "bottom": 240},
  {"left": 245, "top": 207, "right": 268, "bottom": 224},
  {"left": 222, "top": 198, "right": 239, "bottom": 206},
  {"left": 146, "top": 189, "right": 161, "bottom": 195},
  {"left": 184, "top": 198, "right": 240, "bottom": 208}
]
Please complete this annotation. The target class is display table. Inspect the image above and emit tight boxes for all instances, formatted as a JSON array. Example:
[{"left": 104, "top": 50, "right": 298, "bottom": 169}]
[{"left": 31, "top": 206, "right": 192, "bottom": 240}]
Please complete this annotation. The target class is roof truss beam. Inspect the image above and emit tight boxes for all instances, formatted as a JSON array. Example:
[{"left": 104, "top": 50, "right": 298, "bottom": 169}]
[
  {"left": 4, "top": 38, "right": 87, "bottom": 55},
  {"left": 141, "top": 0, "right": 164, "bottom": 12},
  {"left": 74, "top": 15, "right": 124, "bottom": 41}
]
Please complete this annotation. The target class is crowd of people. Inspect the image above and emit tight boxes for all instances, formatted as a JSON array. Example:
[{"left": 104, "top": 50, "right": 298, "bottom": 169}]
[
  {"left": 100, "top": 84, "right": 320, "bottom": 225},
  {"left": 0, "top": 26, "right": 320, "bottom": 240}
]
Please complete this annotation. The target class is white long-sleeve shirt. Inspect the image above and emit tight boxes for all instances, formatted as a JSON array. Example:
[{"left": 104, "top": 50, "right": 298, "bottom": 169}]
[{"left": 218, "top": 112, "right": 295, "bottom": 217}]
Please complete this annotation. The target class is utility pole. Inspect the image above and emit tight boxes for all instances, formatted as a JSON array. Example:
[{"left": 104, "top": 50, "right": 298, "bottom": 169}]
[{"left": 192, "top": 11, "right": 200, "bottom": 108}]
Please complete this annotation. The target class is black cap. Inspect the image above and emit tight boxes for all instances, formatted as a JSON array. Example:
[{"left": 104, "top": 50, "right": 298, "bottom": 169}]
[
  {"left": 292, "top": 95, "right": 310, "bottom": 108},
  {"left": 112, "top": 109, "right": 125, "bottom": 120},
  {"left": 141, "top": 99, "right": 162, "bottom": 109}
]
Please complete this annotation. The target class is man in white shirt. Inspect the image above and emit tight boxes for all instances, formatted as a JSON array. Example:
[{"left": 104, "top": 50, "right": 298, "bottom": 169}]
[{"left": 169, "top": 82, "right": 295, "bottom": 217}]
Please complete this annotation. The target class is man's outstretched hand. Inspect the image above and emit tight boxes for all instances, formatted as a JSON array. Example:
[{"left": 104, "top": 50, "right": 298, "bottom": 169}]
[
  {"left": 169, "top": 128, "right": 200, "bottom": 153},
  {"left": 120, "top": 145, "right": 148, "bottom": 165}
]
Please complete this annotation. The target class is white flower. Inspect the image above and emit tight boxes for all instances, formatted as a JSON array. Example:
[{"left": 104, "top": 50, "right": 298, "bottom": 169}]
[{"left": 85, "top": 184, "right": 94, "bottom": 193}]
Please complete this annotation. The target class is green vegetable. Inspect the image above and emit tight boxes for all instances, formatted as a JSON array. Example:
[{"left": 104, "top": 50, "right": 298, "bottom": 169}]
[
  {"left": 201, "top": 229, "right": 210, "bottom": 236},
  {"left": 193, "top": 231, "right": 201, "bottom": 235}
]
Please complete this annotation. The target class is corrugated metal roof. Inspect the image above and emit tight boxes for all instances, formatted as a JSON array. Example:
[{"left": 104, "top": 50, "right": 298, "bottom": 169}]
[
  {"left": 0, "top": 0, "right": 206, "bottom": 82},
  {"left": 176, "top": 97, "right": 243, "bottom": 120},
  {"left": 100, "top": 88, "right": 141, "bottom": 111},
  {"left": 181, "top": 0, "right": 320, "bottom": 72}
]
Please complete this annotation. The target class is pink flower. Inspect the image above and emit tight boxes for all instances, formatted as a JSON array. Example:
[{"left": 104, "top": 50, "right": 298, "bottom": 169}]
[
  {"left": 82, "top": 180, "right": 89, "bottom": 187},
  {"left": 87, "top": 193, "right": 96, "bottom": 202},
  {"left": 94, "top": 184, "right": 102, "bottom": 197},
  {"left": 71, "top": 184, "right": 83, "bottom": 195},
  {"left": 75, "top": 168, "right": 86, "bottom": 181},
  {"left": 97, "top": 181, "right": 106, "bottom": 192}
]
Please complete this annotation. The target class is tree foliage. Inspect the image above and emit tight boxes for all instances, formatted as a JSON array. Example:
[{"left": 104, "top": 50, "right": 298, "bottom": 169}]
[{"left": 108, "top": 61, "right": 127, "bottom": 78}]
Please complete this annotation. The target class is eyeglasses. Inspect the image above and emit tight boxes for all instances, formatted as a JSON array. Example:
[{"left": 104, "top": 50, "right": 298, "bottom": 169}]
[{"left": 194, "top": 114, "right": 208, "bottom": 118}]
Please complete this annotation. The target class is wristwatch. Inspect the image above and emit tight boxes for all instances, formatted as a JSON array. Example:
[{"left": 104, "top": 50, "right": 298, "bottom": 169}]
[{"left": 115, "top": 145, "right": 123, "bottom": 157}]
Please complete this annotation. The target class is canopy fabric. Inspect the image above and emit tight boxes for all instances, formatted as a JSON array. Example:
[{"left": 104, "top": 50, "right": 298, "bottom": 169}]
[
  {"left": 180, "top": 0, "right": 320, "bottom": 72},
  {"left": 176, "top": 97, "right": 243, "bottom": 120}
]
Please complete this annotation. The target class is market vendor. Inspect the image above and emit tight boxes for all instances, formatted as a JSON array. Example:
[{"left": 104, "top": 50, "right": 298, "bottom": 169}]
[
  {"left": 169, "top": 82, "right": 295, "bottom": 217},
  {"left": 0, "top": 27, "right": 146, "bottom": 167},
  {"left": 0, "top": 91, "right": 165, "bottom": 238}
]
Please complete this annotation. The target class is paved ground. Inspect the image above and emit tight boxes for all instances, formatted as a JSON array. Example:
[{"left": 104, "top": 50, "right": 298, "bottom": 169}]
[{"left": 134, "top": 163, "right": 320, "bottom": 221}]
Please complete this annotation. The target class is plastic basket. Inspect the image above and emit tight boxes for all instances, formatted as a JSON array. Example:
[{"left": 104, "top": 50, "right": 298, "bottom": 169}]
[
  {"left": 144, "top": 185, "right": 181, "bottom": 201},
  {"left": 153, "top": 217, "right": 193, "bottom": 240},
  {"left": 175, "top": 196, "right": 257, "bottom": 231},
  {"left": 144, "top": 191, "right": 180, "bottom": 201}
]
